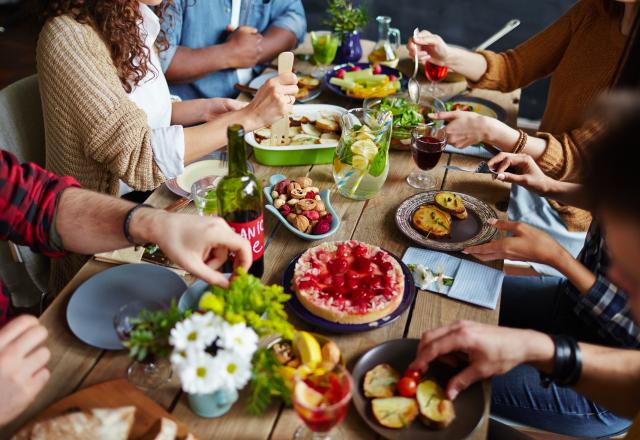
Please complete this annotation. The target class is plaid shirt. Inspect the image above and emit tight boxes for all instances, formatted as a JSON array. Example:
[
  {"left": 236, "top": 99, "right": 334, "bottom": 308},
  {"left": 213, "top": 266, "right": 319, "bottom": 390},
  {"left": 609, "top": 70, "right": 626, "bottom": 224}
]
[
  {"left": 564, "top": 221, "right": 640, "bottom": 348},
  {"left": 0, "top": 150, "right": 80, "bottom": 324}
]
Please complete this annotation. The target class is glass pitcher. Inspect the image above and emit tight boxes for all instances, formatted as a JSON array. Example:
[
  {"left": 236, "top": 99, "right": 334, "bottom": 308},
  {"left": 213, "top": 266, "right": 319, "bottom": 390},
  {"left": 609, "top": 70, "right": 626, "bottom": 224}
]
[
  {"left": 332, "top": 108, "right": 393, "bottom": 201},
  {"left": 368, "top": 16, "right": 401, "bottom": 68}
]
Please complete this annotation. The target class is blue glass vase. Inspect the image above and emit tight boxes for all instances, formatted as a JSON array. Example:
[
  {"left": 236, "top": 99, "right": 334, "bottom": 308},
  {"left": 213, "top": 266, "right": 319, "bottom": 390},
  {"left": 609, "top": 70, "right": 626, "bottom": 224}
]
[
  {"left": 188, "top": 388, "right": 239, "bottom": 418},
  {"left": 333, "top": 31, "right": 363, "bottom": 64}
]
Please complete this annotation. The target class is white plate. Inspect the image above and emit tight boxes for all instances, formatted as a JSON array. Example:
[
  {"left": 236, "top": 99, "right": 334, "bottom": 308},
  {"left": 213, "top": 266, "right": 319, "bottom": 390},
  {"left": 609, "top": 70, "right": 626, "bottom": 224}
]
[
  {"left": 245, "top": 104, "right": 346, "bottom": 151},
  {"left": 176, "top": 159, "right": 227, "bottom": 194},
  {"left": 249, "top": 72, "right": 322, "bottom": 103}
]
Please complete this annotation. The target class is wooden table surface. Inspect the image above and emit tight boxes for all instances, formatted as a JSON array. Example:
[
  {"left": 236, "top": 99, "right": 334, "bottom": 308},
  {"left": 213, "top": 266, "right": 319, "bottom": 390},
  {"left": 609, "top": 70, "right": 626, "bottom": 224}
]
[{"left": 1, "top": 41, "right": 519, "bottom": 439}]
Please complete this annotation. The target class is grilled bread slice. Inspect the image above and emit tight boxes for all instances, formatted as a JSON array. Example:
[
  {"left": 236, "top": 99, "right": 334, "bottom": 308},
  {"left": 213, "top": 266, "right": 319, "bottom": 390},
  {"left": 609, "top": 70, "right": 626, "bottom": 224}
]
[
  {"left": 412, "top": 205, "right": 451, "bottom": 238},
  {"left": 434, "top": 192, "right": 468, "bottom": 220},
  {"left": 298, "top": 76, "right": 321, "bottom": 89},
  {"left": 416, "top": 380, "right": 456, "bottom": 429},
  {"left": 372, "top": 397, "right": 419, "bottom": 429},
  {"left": 364, "top": 364, "right": 400, "bottom": 398}
]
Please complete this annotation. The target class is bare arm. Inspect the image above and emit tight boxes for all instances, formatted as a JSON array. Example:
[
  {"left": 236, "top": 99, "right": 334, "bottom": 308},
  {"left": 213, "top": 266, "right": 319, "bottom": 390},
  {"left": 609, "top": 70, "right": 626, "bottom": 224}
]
[
  {"left": 256, "top": 27, "right": 298, "bottom": 64},
  {"left": 165, "top": 43, "right": 236, "bottom": 84}
]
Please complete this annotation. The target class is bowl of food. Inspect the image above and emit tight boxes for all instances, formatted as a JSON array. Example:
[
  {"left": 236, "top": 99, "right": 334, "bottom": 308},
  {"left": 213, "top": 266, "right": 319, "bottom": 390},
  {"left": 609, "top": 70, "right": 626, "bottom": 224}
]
[
  {"left": 324, "top": 63, "right": 406, "bottom": 101},
  {"left": 245, "top": 104, "right": 345, "bottom": 166}
]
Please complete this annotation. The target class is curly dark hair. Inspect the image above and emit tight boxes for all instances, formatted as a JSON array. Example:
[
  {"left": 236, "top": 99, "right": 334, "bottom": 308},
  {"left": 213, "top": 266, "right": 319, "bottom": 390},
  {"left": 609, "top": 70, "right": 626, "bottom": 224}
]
[{"left": 39, "top": 0, "right": 174, "bottom": 93}]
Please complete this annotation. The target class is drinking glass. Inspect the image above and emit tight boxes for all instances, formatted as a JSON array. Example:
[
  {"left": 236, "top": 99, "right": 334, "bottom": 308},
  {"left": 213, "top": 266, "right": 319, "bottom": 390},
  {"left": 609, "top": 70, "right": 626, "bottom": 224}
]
[
  {"left": 292, "top": 364, "right": 353, "bottom": 440},
  {"left": 407, "top": 123, "right": 447, "bottom": 189},
  {"left": 424, "top": 61, "right": 449, "bottom": 97},
  {"left": 310, "top": 31, "right": 340, "bottom": 78},
  {"left": 114, "top": 301, "right": 172, "bottom": 390},
  {"left": 191, "top": 176, "right": 221, "bottom": 217}
]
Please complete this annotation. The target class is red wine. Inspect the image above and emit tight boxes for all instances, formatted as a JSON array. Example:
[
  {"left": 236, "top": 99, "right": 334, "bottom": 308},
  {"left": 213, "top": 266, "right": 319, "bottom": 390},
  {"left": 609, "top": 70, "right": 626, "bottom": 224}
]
[
  {"left": 412, "top": 136, "right": 445, "bottom": 170},
  {"left": 425, "top": 61, "right": 449, "bottom": 82}
]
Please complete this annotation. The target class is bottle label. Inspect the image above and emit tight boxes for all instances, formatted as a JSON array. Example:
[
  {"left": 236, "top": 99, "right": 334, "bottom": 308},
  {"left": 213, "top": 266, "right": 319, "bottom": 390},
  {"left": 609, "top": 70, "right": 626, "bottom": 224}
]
[{"left": 227, "top": 215, "right": 265, "bottom": 261}]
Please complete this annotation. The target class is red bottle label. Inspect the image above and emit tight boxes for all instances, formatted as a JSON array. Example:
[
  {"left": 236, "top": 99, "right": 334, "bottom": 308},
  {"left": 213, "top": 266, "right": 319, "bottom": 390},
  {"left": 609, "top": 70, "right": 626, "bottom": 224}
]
[{"left": 227, "top": 215, "right": 265, "bottom": 261}]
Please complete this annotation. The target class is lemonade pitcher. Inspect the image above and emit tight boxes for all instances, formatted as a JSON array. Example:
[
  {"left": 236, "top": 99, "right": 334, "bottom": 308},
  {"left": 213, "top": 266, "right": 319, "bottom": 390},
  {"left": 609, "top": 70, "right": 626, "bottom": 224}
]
[{"left": 332, "top": 108, "right": 393, "bottom": 201}]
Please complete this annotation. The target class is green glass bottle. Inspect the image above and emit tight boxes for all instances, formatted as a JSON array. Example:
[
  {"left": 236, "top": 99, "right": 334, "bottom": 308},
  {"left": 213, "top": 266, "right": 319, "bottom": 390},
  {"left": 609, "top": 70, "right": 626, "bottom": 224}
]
[{"left": 216, "top": 125, "right": 265, "bottom": 278}]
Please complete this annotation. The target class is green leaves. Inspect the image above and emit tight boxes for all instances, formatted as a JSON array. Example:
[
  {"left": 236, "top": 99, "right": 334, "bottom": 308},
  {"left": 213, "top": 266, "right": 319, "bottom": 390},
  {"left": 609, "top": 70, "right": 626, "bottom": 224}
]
[
  {"left": 324, "top": 0, "right": 368, "bottom": 36},
  {"left": 247, "top": 348, "right": 292, "bottom": 415}
]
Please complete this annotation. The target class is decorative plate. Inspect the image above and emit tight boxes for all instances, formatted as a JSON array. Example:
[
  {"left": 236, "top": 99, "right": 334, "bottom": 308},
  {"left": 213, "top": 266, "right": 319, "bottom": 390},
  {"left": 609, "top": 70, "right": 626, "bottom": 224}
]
[
  {"left": 395, "top": 191, "right": 498, "bottom": 252},
  {"left": 445, "top": 95, "right": 507, "bottom": 122},
  {"left": 323, "top": 63, "right": 408, "bottom": 101}
]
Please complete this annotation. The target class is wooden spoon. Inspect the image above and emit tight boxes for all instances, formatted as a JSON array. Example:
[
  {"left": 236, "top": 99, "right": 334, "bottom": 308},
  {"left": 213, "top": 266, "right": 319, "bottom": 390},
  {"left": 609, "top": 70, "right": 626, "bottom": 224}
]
[{"left": 269, "top": 52, "right": 295, "bottom": 146}]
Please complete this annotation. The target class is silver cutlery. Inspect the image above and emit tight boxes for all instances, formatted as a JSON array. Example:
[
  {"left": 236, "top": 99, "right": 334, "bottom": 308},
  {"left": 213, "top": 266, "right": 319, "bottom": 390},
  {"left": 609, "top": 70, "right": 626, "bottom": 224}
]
[
  {"left": 444, "top": 161, "right": 497, "bottom": 175},
  {"left": 473, "top": 19, "right": 521, "bottom": 51},
  {"left": 407, "top": 27, "right": 421, "bottom": 104}
]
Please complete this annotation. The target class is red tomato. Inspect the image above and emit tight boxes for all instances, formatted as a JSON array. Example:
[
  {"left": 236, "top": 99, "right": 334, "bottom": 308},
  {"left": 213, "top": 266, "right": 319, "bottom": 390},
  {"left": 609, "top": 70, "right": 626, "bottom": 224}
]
[
  {"left": 351, "top": 65, "right": 362, "bottom": 71},
  {"left": 388, "top": 74, "right": 398, "bottom": 82},
  {"left": 404, "top": 369, "right": 421, "bottom": 381},
  {"left": 336, "top": 69, "right": 346, "bottom": 79},
  {"left": 397, "top": 377, "right": 417, "bottom": 397},
  {"left": 372, "top": 63, "right": 382, "bottom": 74}
]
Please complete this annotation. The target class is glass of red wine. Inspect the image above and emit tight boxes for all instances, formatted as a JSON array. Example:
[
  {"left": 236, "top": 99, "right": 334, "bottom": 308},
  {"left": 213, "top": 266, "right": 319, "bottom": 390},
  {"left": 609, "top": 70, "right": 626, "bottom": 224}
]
[
  {"left": 425, "top": 60, "right": 449, "bottom": 97},
  {"left": 407, "top": 123, "right": 447, "bottom": 189},
  {"left": 114, "top": 301, "right": 172, "bottom": 390}
]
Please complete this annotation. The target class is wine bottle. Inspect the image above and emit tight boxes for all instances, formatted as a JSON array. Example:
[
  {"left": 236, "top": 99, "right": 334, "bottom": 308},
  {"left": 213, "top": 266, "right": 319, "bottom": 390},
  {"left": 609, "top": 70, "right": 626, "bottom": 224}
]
[{"left": 216, "top": 125, "right": 265, "bottom": 278}]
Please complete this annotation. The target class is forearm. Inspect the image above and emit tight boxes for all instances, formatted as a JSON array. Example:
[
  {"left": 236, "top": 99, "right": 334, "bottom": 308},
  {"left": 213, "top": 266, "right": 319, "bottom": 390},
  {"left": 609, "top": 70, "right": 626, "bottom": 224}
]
[
  {"left": 447, "top": 47, "right": 488, "bottom": 82},
  {"left": 165, "top": 45, "right": 233, "bottom": 84},
  {"left": 171, "top": 100, "right": 209, "bottom": 126},
  {"left": 551, "top": 251, "right": 596, "bottom": 295},
  {"left": 542, "top": 179, "right": 591, "bottom": 210},
  {"left": 257, "top": 27, "right": 298, "bottom": 64},
  {"left": 485, "top": 124, "right": 548, "bottom": 159}
]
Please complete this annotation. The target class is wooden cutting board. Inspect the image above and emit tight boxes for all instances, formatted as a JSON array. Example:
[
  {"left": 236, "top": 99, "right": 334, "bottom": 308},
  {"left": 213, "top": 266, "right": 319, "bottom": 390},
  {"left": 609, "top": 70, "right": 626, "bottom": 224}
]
[{"left": 18, "top": 379, "right": 195, "bottom": 439}]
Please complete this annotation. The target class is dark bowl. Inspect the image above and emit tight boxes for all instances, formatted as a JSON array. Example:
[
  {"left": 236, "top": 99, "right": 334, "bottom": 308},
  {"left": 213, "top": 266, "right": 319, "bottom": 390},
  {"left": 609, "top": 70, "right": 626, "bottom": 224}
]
[{"left": 323, "top": 63, "right": 408, "bottom": 101}]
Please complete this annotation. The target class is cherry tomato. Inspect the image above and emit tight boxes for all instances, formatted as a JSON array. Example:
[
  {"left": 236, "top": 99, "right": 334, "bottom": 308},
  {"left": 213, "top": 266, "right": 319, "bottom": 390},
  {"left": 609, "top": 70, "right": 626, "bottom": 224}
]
[
  {"left": 336, "top": 69, "right": 346, "bottom": 79},
  {"left": 372, "top": 63, "right": 382, "bottom": 74},
  {"left": 351, "top": 65, "right": 362, "bottom": 71},
  {"left": 404, "top": 368, "right": 421, "bottom": 381},
  {"left": 388, "top": 74, "right": 398, "bottom": 82},
  {"left": 397, "top": 377, "right": 417, "bottom": 397}
]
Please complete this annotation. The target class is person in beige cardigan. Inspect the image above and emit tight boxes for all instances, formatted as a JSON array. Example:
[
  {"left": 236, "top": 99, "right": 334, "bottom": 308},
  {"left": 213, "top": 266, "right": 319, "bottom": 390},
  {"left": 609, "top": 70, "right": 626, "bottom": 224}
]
[{"left": 36, "top": 0, "right": 298, "bottom": 291}]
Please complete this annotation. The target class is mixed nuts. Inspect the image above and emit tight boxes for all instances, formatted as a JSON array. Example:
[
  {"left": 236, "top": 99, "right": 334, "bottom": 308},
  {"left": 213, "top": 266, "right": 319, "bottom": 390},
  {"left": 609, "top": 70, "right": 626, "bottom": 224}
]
[{"left": 271, "top": 177, "right": 333, "bottom": 235}]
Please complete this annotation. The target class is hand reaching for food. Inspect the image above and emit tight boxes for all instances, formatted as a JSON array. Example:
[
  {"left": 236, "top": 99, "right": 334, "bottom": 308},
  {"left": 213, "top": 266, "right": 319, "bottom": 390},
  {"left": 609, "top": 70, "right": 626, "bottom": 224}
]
[{"left": 488, "top": 152, "right": 555, "bottom": 193}]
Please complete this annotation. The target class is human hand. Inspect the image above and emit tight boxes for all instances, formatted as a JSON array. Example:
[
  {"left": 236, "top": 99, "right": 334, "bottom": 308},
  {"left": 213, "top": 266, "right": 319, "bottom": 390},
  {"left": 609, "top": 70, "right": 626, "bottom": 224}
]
[
  {"left": 0, "top": 315, "right": 50, "bottom": 426},
  {"left": 408, "top": 30, "right": 450, "bottom": 66},
  {"left": 409, "top": 320, "right": 553, "bottom": 400},
  {"left": 488, "top": 152, "right": 555, "bottom": 195},
  {"left": 225, "top": 25, "right": 264, "bottom": 68},
  {"left": 428, "top": 110, "right": 502, "bottom": 148},
  {"left": 204, "top": 98, "right": 248, "bottom": 121},
  {"left": 464, "top": 218, "right": 566, "bottom": 266},
  {"left": 241, "top": 73, "right": 298, "bottom": 130},
  {"left": 139, "top": 212, "right": 252, "bottom": 288}
]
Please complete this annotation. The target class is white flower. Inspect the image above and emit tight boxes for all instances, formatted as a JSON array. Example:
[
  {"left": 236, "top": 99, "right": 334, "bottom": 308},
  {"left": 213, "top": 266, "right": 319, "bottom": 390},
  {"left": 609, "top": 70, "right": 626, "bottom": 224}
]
[
  {"left": 177, "top": 351, "right": 221, "bottom": 394},
  {"left": 213, "top": 349, "right": 253, "bottom": 391},
  {"left": 170, "top": 313, "right": 218, "bottom": 351},
  {"left": 219, "top": 322, "right": 258, "bottom": 360},
  {"left": 412, "top": 264, "right": 437, "bottom": 290}
]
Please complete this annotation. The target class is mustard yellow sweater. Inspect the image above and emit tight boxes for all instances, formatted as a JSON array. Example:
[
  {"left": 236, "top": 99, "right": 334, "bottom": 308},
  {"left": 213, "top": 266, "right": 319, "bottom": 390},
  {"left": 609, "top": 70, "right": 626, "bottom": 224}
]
[
  {"left": 470, "top": 0, "right": 627, "bottom": 231},
  {"left": 37, "top": 15, "right": 168, "bottom": 292}
]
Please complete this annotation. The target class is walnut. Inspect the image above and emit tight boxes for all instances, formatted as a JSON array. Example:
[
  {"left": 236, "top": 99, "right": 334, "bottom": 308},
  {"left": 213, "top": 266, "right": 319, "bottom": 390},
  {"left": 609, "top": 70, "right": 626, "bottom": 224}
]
[
  {"left": 297, "top": 199, "right": 317, "bottom": 211},
  {"left": 293, "top": 215, "right": 310, "bottom": 232},
  {"left": 273, "top": 198, "right": 286, "bottom": 209},
  {"left": 287, "top": 198, "right": 299, "bottom": 206},
  {"left": 287, "top": 182, "right": 302, "bottom": 195},
  {"left": 287, "top": 213, "right": 297, "bottom": 223},
  {"left": 290, "top": 188, "right": 306, "bottom": 199},
  {"left": 295, "top": 176, "right": 313, "bottom": 188}
]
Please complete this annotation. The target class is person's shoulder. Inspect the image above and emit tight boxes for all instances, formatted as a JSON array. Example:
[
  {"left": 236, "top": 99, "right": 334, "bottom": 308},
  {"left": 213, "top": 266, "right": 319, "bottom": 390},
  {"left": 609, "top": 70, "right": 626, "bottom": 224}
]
[
  {"left": 572, "top": 0, "right": 611, "bottom": 19},
  {"left": 39, "top": 15, "right": 101, "bottom": 52}
]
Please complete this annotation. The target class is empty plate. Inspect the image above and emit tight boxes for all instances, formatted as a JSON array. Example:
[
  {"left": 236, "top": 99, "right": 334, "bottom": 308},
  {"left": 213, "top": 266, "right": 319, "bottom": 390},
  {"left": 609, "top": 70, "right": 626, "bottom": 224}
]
[{"left": 66, "top": 264, "right": 187, "bottom": 350}]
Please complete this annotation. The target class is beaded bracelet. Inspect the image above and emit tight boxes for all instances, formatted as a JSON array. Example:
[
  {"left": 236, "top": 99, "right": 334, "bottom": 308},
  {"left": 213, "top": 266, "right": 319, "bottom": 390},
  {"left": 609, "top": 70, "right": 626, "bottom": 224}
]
[
  {"left": 123, "top": 203, "right": 153, "bottom": 246},
  {"left": 511, "top": 129, "right": 528, "bottom": 155}
]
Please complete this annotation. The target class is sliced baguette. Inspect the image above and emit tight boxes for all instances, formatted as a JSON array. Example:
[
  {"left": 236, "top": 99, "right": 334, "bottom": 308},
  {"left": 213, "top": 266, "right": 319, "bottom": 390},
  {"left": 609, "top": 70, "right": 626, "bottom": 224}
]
[
  {"left": 412, "top": 205, "right": 451, "bottom": 238},
  {"left": 434, "top": 192, "right": 468, "bottom": 220},
  {"left": 363, "top": 364, "right": 400, "bottom": 398},
  {"left": 138, "top": 417, "right": 178, "bottom": 440},
  {"left": 416, "top": 380, "right": 456, "bottom": 429},
  {"left": 371, "top": 397, "right": 419, "bottom": 429}
]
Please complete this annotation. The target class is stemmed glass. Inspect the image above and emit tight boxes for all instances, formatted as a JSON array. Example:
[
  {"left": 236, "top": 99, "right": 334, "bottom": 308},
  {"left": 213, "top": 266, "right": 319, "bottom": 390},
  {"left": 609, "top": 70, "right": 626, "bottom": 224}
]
[
  {"left": 191, "top": 176, "right": 221, "bottom": 217},
  {"left": 424, "top": 60, "right": 449, "bottom": 98},
  {"left": 292, "top": 364, "right": 353, "bottom": 440},
  {"left": 407, "top": 123, "right": 447, "bottom": 189},
  {"left": 114, "top": 301, "right": 172, "bottom": 390},
  {"left": 310, "top": 31, "right": 340, "bottom": 78}
]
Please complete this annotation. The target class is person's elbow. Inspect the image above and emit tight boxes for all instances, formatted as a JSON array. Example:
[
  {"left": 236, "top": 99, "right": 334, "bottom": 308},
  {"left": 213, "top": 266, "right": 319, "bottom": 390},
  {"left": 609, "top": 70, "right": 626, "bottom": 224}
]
[{"left": 272, "top": 11, "right": 307, "bottom": 46}]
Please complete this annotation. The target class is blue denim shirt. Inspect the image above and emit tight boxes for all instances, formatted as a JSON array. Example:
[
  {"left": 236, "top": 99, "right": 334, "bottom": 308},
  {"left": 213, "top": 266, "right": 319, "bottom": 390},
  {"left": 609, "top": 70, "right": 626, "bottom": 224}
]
[{"left": 160, "top": 0, "right": 307, "bottom": 99}]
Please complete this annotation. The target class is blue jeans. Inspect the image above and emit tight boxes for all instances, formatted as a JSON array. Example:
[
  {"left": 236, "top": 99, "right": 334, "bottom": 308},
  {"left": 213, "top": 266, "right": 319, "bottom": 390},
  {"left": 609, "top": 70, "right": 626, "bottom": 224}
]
[{"left": 491, "top": 275, "right": 631, "bottom": 437}]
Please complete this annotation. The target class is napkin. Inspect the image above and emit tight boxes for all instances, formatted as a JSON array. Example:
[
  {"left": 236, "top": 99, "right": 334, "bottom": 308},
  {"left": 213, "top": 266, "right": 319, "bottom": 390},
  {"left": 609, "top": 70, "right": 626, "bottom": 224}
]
[
  {"left": 95, "top": 247, "right": 187, "bottom": 276},
  {"left": 402, "top": 247, "right": 504, "bottom": 309},
  {"left": 444, "top": 144, "right": 495, "bottom": 160}
]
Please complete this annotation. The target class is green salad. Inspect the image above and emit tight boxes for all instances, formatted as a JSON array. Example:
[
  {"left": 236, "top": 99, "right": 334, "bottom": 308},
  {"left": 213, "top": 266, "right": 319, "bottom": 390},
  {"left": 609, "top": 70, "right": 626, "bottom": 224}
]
[{"left": 377, "top": 97, "right": 426, "bottom": 139}]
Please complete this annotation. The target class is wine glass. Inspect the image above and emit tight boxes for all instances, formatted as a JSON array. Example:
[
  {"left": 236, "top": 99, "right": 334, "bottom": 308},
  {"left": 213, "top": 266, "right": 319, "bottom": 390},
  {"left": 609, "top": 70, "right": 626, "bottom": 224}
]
[
  {"left": 406, "top": 123, "right": 447, "bottom": 189},
  {"left": 425, "top": 60, "right": 449, "bottom": 98},
  {"left": 191, "top": 176, "right": 221, "bottom": 217},
  {"left": 292, "top": 364, "right": 353, "bottom": 440},
  {"left": 114, "top": 301, "right": 172, "bottom": 390},
  {"left": 310, "top": 31, "right": 340, "bottom": 78}
]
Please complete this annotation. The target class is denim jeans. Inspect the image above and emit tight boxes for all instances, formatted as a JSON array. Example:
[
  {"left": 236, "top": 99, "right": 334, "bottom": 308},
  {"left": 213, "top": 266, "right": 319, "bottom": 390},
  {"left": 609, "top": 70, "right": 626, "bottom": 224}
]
[{"left": 491, "top": 275, "right": 631, "bottom": 438}]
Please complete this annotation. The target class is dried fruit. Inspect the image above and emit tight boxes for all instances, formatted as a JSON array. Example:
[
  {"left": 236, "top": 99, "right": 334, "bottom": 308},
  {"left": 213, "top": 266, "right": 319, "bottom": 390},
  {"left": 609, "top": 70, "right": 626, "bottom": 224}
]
[
  {"left": 279, "top": 204, "right": 292, "bottom": 216},
  {"left": 287, "top": 198, "right": 299, "bottom": 206},
  {"left": 298, "top": 199, "right": 317, "bottom": 211},
  {"left": 304, "top": 210, "right": 320, "bottom": 221},
  {"left": 294, "top": 215, "right": 311, "bottom": 232},
  {"left": 295, "top": 177, "right": 313, "bottom": 188},
  {"left": 313, "top": 220, "right": 331, "bottom": 235},
  {"left": 324, "top": 213, "right": 334, "bottom": 223},
  {"left": 274, "top": 198, "right": 286, "bottom": 209},
  {"left": 305, "top": 191, "right": 317, "bottom": 200},
  {"left": 275, "top": 179, "right": 291, "bottom": 194}
]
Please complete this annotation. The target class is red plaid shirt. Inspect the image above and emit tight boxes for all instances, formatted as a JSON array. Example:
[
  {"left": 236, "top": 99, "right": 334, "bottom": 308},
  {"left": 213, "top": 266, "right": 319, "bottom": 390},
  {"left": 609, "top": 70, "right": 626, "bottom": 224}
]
[{"left": 0, "top": 150, "right": 80, "bottom": 323}]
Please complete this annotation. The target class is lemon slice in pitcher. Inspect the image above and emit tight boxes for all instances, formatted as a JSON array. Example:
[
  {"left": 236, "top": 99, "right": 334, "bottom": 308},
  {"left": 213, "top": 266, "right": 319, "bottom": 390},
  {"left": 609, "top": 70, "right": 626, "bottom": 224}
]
[{"left": 351, "top": 139, "right": 378, "bottom": 161}]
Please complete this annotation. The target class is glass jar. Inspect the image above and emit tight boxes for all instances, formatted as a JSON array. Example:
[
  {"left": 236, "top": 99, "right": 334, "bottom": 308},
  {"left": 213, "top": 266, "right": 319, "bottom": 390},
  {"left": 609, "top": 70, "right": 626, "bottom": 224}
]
[{"left": 368, "top": 16, "right": 401, "bottom": 68}]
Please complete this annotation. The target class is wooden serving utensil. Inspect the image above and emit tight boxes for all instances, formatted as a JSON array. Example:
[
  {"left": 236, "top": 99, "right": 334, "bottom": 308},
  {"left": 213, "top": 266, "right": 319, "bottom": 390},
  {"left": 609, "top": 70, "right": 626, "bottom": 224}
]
[{"left": 269, "top": 51, "right": 295, "bottom": 146}]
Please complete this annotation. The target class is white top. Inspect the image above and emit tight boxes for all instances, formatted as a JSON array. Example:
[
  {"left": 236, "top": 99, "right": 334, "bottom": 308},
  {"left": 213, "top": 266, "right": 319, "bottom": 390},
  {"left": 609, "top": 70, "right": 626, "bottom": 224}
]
[
  {"left": 231, "top": 0, "right": 253, "bottom": 85},
  {"left": 120, "top": 3, "right": 186, "bottom": 194}
]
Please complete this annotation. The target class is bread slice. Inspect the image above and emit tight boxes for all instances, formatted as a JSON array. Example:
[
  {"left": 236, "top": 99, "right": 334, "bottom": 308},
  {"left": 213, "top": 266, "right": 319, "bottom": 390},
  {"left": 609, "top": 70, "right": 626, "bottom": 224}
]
[
  {"left": 363, "top": 364, "right": 400, "bottom": 398},
  {"left": 412, "top": 205, "right": 451, "bottom": 238},
  {"left": 139, "top": 417, "right": 178, "bottom": 440},
  {"left": 371, "top": 397, "right": 419, "bottom": 429},
  {"left": 298, "top": 76, "right": 321, "bottom": 89},
  {"left": 434, "top": 192, "right": 468, "bottom": 220},
  {"left": 416, "top": 380, "right": 456, "bottom": 429}
]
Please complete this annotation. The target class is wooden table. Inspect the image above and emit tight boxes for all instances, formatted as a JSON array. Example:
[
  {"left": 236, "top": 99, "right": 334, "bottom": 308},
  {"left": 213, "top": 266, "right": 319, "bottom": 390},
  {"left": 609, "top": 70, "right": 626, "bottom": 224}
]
[{"left": 1, "top": 41, "right": 519, "bottom": 439}]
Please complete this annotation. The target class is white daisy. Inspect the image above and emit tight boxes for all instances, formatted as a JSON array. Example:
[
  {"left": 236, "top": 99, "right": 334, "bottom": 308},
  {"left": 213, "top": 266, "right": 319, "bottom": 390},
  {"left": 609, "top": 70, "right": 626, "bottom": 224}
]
[
  {"left": 214, "top": 349, "right": 253, "bottom": 391},
  {"left": 170, "top": 314, "right": 218, "bottom": 352},
  {"left": 177, "top": 351, "right": 221, "bottom": 394},
  {"left": 219, "top": 322, "right": 259, "bottom": 360}
]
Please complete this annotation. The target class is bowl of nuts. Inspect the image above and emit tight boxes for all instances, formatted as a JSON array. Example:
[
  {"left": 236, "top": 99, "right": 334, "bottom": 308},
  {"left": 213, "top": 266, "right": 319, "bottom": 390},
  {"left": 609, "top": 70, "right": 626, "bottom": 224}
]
[{"left": 264, "top": 174, "right": 340, "bottom": 241}]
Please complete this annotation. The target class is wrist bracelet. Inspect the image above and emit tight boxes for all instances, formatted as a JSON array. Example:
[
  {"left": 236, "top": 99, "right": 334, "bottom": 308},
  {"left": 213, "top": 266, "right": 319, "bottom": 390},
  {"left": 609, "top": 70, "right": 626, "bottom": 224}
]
[
  {"left": 123, "top": 203, "right": 153, "bottom": 246},
  {"left": 511, "top": 129, "right": 528, "bottom": 155},
  {"left": 539, "top": 335, "right": 582, "bottom": 388}
]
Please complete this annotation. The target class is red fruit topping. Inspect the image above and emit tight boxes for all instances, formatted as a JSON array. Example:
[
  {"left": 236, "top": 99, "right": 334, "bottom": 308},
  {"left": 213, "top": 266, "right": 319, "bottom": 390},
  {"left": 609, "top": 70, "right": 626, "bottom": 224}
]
[
  {"left": 279, "top": 204, "right": 292, "bottom": 216},
  {"left": 312, "top": 221, "right": 331, "bottom": 235},
  {"left": 336, "top": 244, "right": 351, "bottom": 258},
  {"left": 332, "top": 275, "right": 346, "bottom": 288},
  {"left": 353, "top": 245, "right": 368, "bottom": 257},
  {"left": 298, "top": 280, "right": 317, "bottom": 290},
  {"left": 305, "top": 191, "right": 316, "bottom": 200},
  {"left": 336, "top": 69, "right": 346, "bottom": 79},
  {"left": 380, "top": 261, "right": 394, "bottom": 273},
  {"left": 372, "top": 63, "right": 382, "bottom": 74},
  {"left": 323, "top": 213, "right": 333, "bottom": 223},
  {"left": 351, "top": 65, "right": 362, "bottom": 71},
  {"left": 304, "top": 210, "right": 320, "bottom": 221},
  {"left": 320, "top": 274, "right": 332, "bottom": 285},
  {"left": 372, "top": 252, "right": 386, "bottom": 264},
  {"left": 328, "top": 258, "right": 349, "bottom": 274},
  {"left": 346, "top": 277, "right": 360, "bottom": 291},
  {"left": 352, "top": 257, "right": 374, "bottom": 274},
  {"left": 388, "top": 74, "right": 398, "bottom": 82}
]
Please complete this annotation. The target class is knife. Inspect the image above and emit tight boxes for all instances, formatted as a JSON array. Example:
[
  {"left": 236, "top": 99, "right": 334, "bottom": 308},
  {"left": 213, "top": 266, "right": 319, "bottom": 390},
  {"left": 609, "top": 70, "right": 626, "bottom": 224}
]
[{"left": 444, "top": 161, "right": 498, "bottom": 175}]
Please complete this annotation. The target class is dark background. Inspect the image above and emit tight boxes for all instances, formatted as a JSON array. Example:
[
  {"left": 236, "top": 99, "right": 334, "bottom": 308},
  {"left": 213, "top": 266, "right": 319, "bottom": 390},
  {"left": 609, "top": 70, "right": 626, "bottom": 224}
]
[{"left": 302, "top": 0, "right": 576, "bottom": 120}]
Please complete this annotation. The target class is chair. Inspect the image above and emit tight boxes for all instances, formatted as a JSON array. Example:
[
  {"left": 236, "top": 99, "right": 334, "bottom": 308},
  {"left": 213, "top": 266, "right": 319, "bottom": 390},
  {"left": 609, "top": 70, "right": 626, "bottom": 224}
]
[{"left": 0, "top": 74, "right": 50, "bottom": 309}]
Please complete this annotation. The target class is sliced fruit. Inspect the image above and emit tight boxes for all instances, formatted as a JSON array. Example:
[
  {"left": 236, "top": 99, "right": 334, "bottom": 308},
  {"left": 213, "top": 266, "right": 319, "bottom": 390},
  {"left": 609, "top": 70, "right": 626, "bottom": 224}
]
[
  {"left": 352, "top": 154, "right": 369, "bottom": 171},
  {"left": 351, "top": 139, "right": 378, "bottom": 161},
  {"left": 416, "top": 380, "right": 456, "bottom": 429},
  {"left": 329, "top": 77, "right": 356, "bottom": 90},
  {"left": 363, "top": 364, "right": 400, "bottom": 398},
  {"left": 198, "top": 291, "right": 224, "bottom": 314},
  {"left": 371, "top": 397, "right": 419, "bottom": 429},
  {"left": 293, "top": 331, "right": 322, "bottom": 368},
  {"left": 294, "top": 379, "right": 324, "bottom": 408}
]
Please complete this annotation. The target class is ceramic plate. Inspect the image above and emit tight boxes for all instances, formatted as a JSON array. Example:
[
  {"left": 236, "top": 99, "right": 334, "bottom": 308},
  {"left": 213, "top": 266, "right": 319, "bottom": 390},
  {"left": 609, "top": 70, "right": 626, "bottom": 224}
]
[
  {"left": 445, "top": 96, "right": 507, "bottom": 122},
  {"left": 66, "top": 264, "right": 187, "bottom": 350},
  {"left": 352, "top": 338, "right": 485, "bottom": 440},
  {"left": 323, "top": 63, "right": 408, "bottom": 101},
  {"left": 282, "top": 250, "right": 416, "bottom": 333},
  {"left": 249, "top": 71, "right": 322, "bottom": 103},
  {"left": 395, "top": 191, "right": 498, "bottom": 252}
]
